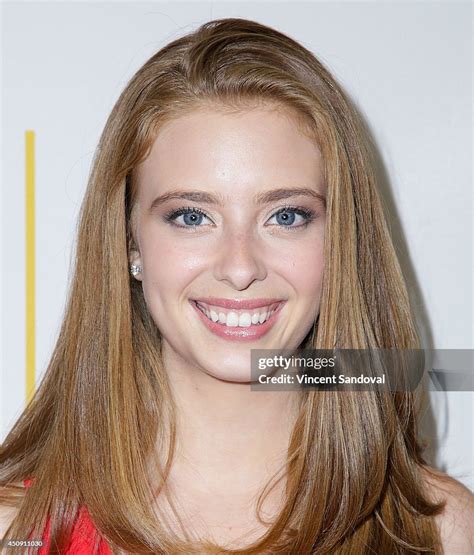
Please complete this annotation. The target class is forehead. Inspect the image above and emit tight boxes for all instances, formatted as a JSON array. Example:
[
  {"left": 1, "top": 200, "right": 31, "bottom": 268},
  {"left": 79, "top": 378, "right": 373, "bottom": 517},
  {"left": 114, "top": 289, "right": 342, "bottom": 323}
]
[{"left": 135, "top": 105, "right": 324, "bottom": 199}]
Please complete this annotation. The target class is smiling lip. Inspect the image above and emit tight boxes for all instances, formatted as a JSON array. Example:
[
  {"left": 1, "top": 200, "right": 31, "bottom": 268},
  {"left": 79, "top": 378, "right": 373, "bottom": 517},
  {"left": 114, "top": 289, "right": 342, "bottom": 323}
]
[
  {"left": 189, "top": 299, "right": 286, "bottom": 342},
  {"left": 191, "top": 297, "right": 284, "bottom": 310}
]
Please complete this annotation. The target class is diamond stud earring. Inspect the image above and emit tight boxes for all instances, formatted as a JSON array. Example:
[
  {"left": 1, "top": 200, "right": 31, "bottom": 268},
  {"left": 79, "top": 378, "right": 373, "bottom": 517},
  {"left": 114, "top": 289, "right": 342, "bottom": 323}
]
[{"left": 130, "top": 264, "right": 142, "bottom": 277}]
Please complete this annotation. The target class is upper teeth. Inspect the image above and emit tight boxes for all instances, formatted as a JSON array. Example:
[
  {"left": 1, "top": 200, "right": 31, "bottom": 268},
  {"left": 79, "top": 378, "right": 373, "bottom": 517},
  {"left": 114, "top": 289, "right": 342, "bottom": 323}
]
[{"left": 195, "top": 302, "right": 280, "bottom": 327}]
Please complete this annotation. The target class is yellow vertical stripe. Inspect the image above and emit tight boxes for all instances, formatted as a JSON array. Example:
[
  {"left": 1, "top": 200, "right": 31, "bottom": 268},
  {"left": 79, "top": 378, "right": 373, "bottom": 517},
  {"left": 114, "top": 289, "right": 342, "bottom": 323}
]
[{"left": 25, "top": 130, "right": 35, "bottom": 403}]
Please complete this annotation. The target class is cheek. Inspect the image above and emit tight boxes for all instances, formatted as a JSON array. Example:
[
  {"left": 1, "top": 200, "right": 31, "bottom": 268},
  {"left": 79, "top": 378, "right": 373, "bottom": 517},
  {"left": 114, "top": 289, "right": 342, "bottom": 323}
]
[
  {"left": 140, "top": 233, "right": 208, "bottom": 297},
  {"left": 139, "top": 235, "right": 203, "bottom": 333},
  {"left": 276, "top": 238, "right": 324, "bottom": 298}
]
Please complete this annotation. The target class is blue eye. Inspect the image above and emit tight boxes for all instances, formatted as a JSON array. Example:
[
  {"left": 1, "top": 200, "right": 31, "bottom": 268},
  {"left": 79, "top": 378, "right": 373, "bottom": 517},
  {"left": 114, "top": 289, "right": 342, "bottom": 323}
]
[
  {"left": 268, "top": 207, "right": 314, "bottom": 228},
  {"left": 165, "top": 207, "right": 212, "bottom": 228}
]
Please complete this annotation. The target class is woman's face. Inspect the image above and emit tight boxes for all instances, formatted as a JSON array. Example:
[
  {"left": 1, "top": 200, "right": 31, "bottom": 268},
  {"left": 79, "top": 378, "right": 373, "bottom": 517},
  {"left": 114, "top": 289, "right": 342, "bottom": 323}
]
[{"left": 130, "top": 105, "right": 326, "bottom": 382}]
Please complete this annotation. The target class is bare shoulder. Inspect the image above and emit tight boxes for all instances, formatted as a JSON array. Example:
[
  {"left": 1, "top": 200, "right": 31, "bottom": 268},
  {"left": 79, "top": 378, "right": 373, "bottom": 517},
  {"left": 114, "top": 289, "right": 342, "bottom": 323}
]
[
  {"left": 421, "top": 466, "right": 474, "bottom": 554},
  {"left": 0, "top": 483, "right": 24, "bottom": 540},
  {"left": 0, "top": 503, "right": 19, "bottom": 539}
]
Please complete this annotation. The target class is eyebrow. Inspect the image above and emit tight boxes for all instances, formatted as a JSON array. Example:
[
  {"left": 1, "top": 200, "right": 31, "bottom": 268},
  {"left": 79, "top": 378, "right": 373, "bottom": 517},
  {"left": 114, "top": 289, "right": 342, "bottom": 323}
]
[{"left": 149, "top": 187, "right": 326, "bottom": 211}]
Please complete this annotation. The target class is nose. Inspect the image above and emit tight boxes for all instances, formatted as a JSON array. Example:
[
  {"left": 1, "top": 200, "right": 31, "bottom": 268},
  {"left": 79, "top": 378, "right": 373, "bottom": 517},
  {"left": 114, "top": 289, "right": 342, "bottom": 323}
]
[{"left": 213, "top": 228, "right": 267, "bottom": 291}]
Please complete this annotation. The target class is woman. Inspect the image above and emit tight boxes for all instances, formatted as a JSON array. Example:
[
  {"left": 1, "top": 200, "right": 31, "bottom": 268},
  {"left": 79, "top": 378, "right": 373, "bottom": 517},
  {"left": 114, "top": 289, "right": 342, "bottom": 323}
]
[{"left": 0, "top": 18, "right": 472, "bottom": 554}]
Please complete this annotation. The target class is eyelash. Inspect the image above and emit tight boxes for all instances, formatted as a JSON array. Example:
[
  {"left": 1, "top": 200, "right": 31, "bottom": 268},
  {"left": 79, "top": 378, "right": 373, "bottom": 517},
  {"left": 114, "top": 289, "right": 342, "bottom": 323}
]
[{"left": 163, "top": 205, "right": 316, "bottom": 231}]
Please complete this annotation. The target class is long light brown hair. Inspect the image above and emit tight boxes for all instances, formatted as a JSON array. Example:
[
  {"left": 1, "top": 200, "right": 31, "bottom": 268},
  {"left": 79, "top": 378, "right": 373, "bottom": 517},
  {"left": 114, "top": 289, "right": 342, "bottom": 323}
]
[{"left": 1, "top": 18, "right": 445, "bottom": 554}]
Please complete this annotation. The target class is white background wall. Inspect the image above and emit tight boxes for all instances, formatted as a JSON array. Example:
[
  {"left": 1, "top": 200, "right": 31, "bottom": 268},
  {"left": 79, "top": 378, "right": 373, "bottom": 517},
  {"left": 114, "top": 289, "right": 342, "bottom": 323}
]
[{"left": 1, "top": 1, "right": 472, "bottom": 489}]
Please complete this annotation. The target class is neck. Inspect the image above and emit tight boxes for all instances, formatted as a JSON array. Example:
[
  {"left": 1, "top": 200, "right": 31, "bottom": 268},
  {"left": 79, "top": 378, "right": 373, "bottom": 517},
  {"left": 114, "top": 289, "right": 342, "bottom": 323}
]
[{"left": 161, "top": 345, "right": 301, "bottom": 498}]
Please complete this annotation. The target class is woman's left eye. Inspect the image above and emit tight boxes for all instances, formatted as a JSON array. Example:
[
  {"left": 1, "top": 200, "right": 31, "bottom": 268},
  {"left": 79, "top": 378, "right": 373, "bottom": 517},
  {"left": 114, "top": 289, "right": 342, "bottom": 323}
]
[{"left": 267, "top": 207, "right": 314, "bottom": 229}]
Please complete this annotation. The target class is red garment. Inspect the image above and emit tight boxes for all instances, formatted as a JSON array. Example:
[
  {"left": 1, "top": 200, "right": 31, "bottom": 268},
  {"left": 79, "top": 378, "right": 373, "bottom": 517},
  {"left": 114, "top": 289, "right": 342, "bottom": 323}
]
[{"left": 24, "top": 480, "right": 111, "bottom": 554}]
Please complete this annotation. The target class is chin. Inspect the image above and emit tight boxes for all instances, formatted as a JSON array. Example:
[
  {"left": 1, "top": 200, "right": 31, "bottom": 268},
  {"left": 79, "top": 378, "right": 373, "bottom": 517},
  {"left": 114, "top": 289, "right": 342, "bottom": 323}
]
[
  {"left": 208, "top": 370, "right": 253, "bottom": 384},
  {"left": 206, "top": 366, "right": 253, "bottom": 384}
]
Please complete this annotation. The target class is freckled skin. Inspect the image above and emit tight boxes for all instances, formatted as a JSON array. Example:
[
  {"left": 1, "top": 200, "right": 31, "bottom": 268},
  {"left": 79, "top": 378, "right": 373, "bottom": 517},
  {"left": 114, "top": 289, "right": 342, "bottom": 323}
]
[{"left": 131, "top": 106, "right": 326, "bottom": 383}]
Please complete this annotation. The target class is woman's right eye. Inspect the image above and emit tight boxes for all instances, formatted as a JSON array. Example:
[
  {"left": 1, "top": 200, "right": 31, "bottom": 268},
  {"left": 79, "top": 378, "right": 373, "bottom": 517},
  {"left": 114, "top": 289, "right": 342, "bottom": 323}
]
[{"left": 164, "top": 207, "right": 213, "bottom": 228}]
